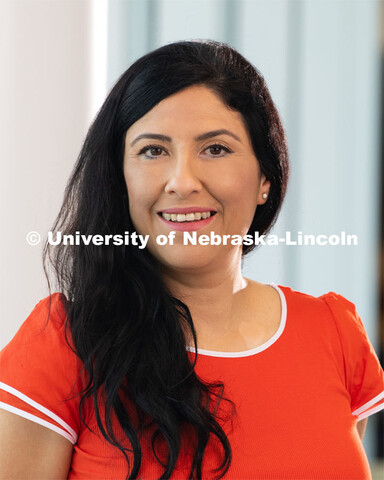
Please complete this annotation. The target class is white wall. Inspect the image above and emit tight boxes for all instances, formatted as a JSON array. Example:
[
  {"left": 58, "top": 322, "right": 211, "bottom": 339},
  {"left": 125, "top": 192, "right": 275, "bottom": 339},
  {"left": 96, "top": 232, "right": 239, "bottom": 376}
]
[{"left": 0, "top": 0, "right": 95, "bottom": 345}]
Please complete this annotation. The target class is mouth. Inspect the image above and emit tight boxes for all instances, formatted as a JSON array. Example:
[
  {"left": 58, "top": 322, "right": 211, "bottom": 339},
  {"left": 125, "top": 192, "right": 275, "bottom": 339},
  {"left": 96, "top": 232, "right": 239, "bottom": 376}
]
[
  {"left": 157, "top": 210, "right": 217, "bottom": 231},
  {"left": 158, "top": 210, "right": 217, "bottom": 223}
]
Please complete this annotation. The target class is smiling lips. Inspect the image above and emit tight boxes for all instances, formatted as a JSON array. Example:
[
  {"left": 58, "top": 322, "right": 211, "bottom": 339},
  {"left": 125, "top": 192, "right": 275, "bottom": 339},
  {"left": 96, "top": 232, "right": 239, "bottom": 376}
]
[{"left": 157, "top": 207, "right": 217, "bottom": 231}]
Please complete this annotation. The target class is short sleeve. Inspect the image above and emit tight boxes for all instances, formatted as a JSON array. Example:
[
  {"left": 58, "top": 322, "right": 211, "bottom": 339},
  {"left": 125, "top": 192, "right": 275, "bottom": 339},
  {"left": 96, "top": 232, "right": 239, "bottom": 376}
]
[
  {"left": 0, "top": 293, "right": 84, "bottom": 444},
  {"left": 321, "top": 292, "right": 384, "bottom": 421}
]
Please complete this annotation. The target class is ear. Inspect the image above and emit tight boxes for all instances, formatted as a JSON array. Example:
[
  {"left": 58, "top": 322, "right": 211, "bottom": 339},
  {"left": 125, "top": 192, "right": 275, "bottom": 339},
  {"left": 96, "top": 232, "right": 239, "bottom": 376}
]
[{"left": 257, "top": 174, "right": 271, "bottom": 205}]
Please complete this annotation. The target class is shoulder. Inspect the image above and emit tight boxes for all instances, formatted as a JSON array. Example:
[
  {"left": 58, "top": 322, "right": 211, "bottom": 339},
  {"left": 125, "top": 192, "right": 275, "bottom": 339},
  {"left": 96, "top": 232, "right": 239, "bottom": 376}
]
[
  {"left": 20, "top": 292, "right": 69, "bottom": 331},
  {"left": 276, "top": 284, "right": 357, "bottom": 318},
  {"left": 0, "top": 291, "right": 80, "bottom": 380},
  {"left": 275, "top": 284, "right": 384, "bottom": 419},
  {"left": 273, "top": 283, "right": 340, "bottom": 318},
  {"left": 0, "top": 291, "right": 78, "bottom": 381},
  {"left": 276, "top": 284, "right": 373, "bottom": 364},
  {"left": 275, "top": 284, "right": 367, "bottom": 342},
  {"left": 1, "top": 292, "right": 75, "bottom": 358},
  {"left": 0, "top": 293, "right": 84, "bottom": 444}
]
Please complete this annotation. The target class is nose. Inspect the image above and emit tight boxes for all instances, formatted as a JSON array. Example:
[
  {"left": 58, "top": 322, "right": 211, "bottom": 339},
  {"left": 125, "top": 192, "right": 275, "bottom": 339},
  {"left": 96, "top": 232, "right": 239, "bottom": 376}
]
[{"left": 164, "top": 154, "right": 202, "bottom": 198}]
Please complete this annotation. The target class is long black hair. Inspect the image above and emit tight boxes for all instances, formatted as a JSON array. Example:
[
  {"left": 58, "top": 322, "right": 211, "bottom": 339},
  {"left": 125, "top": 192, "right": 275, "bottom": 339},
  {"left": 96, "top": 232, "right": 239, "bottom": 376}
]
[{"left": 43, "top": 40, "right": 289, "bottom": 479}]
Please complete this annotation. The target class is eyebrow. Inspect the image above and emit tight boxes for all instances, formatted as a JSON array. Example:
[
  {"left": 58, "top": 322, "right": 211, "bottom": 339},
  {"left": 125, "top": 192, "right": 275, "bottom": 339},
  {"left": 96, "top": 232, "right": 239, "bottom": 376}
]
[{"left": 130, "top": 129, "right": 241, "bottom": 147}]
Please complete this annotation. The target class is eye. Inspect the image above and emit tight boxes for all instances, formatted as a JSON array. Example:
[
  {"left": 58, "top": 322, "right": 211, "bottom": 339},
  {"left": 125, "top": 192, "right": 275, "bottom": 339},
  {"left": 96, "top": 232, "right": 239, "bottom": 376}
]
[
  {"left": 138, "top": 144, "right": 168, "bottom": 159},
  {"left": 205, "top": 144, "right": 233, "bottom": 157}
]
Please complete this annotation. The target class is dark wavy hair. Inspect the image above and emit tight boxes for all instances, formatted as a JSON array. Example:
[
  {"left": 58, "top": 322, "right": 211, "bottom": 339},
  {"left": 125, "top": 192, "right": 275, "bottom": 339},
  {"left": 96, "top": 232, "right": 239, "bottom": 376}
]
[{"left": 43, "top": 40, "right": 289, "bottom": 479}]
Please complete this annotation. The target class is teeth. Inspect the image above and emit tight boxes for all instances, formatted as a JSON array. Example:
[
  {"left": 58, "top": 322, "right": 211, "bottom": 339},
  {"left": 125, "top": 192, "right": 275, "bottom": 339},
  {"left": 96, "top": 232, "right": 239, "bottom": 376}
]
[{"left": 161, "top": 211, "right": 214, "bottom": 222}]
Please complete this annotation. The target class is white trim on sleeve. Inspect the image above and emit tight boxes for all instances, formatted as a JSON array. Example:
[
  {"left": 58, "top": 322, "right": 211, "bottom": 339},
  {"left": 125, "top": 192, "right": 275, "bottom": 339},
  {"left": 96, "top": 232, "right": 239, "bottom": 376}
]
[
  {"left": 356, "top": 402, "right": 384, "bottom": 422},
  {"left": 352, "top": 390, "right": 384, "bottom": 416},
  {"left": 0, "top": 402, "right": 76, "bottom": 444},
  {"left": 0, "top": 381, "right": 78, "bottom": 443}
]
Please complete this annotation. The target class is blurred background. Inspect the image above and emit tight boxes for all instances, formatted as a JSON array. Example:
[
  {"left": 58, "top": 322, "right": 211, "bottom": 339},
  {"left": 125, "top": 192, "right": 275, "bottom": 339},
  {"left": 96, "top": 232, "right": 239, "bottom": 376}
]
[{"left": 0, "top": 0, "right": 383, "bottom": 474}]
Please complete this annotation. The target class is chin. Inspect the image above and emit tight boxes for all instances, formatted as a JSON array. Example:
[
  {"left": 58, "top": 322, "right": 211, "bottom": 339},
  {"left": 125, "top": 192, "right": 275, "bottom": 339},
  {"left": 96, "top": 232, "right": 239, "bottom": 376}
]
[{"left": 151, "top": 245, "right": 221, "bottom": 273}]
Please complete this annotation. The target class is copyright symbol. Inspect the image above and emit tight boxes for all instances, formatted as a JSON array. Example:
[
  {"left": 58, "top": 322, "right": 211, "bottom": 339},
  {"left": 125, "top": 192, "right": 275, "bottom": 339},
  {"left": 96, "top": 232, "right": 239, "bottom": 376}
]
[{"left": 26, "top": 231, "right": 41, "bottom": 246}]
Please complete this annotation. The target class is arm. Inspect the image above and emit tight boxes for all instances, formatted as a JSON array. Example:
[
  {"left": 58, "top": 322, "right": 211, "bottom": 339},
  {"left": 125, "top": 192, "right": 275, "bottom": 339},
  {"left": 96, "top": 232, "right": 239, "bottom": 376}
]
[
  {"left": 0, "top": 410, "right": 74, "bottom": 479},
  {"left": 356, "top": 417, "right": 368, "bottom": 442}
]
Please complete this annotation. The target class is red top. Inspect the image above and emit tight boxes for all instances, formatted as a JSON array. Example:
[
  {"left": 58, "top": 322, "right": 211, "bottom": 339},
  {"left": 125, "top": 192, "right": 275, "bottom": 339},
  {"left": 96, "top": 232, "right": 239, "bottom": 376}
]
[{"left": 1, "top": 284, "right": 383, "bottom": 479}]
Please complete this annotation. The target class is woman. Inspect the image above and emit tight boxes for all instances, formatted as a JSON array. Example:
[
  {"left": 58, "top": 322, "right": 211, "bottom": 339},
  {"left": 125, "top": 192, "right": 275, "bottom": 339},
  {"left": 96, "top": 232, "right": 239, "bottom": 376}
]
[{"left": 0, "top": 40, "right": 383, "bottom": 480}]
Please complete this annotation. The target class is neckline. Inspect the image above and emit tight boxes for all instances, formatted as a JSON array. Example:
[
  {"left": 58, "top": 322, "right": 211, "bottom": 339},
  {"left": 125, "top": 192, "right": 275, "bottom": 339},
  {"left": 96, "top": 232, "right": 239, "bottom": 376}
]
[{"left": 185, "top": 283, "right": 287, "bottom": 358}]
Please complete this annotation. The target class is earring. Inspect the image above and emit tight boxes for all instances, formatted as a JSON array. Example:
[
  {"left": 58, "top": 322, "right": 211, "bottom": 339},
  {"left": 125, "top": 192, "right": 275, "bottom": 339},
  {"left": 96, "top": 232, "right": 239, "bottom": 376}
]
[{"left": 262, "top": 192, "right": 268, "bottom": 200}]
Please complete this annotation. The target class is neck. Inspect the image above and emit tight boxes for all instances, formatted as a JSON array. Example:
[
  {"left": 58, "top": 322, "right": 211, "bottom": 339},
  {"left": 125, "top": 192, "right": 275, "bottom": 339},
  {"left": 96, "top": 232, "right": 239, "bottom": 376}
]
[{"left": 160, "top": 248, "right": 250, "bottom": 342}]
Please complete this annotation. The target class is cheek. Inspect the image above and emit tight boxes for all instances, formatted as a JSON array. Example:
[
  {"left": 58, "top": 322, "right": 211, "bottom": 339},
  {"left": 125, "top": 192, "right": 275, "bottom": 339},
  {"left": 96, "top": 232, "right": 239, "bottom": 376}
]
[
  {"left": 124, "top": 168, "right": 153, "bottom": 222},
  {"left": 218, "top": 167, "right": 259, "bottom": 209}
]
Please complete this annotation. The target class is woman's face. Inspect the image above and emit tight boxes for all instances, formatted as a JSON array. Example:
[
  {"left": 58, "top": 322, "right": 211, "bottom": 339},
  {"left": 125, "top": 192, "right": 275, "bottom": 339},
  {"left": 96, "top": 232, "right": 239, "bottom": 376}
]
[{"left": 123, "top": 85, "right": 270, "bottom": 273}]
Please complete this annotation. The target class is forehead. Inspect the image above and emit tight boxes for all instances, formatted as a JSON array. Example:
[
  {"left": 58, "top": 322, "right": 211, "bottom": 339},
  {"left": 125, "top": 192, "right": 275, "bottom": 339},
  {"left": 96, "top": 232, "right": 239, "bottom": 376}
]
[{"left": 125, "top": 85, "right": 248, "bottom": 140}]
